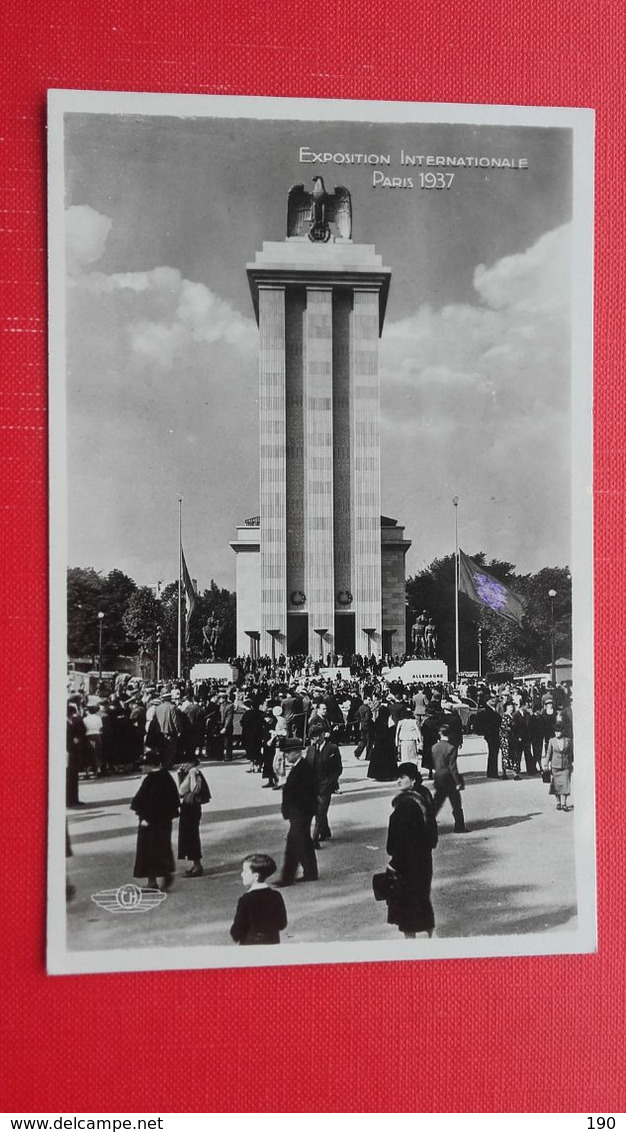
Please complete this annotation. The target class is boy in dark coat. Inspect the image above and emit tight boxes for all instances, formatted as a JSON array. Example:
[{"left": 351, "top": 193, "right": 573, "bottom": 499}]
[{"left": 230, "top": 853, "right": 288, "bottom": 945}]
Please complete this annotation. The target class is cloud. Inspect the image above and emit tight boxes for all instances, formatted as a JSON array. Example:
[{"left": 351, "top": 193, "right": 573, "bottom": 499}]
[
  {"left": 66, "top": 205, "right": 112, "bottom": 275},
  {"left": 474, "top": 225, "right": 570, "bottom": 313},
  {"left": 65, "top": 207, "right": 259, "bottom": 587},
  {"left": 379, "top": 224, "right": 572, "bottom": 572},
  {"left": 67, "top": 210, "right": 256, "bottom": 370}
]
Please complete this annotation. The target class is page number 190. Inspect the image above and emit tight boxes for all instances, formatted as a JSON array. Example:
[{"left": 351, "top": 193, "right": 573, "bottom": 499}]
[{"left": 588, "top": 1120, "right": 616, "bottom": 1128}]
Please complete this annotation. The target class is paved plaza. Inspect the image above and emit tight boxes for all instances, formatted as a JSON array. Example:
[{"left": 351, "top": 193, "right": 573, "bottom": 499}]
[{"left": 66, "top": 735, "right": 577, "bottom": 954}]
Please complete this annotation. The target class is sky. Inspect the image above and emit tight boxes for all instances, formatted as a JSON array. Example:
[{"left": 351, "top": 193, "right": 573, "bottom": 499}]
[{"left": 63, "top": 111, "right": 573, "bottom": 591}]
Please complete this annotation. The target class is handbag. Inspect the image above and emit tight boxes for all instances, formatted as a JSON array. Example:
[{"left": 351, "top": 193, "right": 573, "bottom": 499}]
[
  {"left": 542, "top": 769, "right": 551, "bottom": 784},
  {"left": 372, "top": 868, "right": 403, "bottom": 902},
  {"left": 198, "top": 770, "right": 211, "bottom": 804},
  {"left": 181, "top": 767, "right": 211, "bottom": 805},
  {"left": 372, "top": 872, "right": 391, "bottom": 902}
]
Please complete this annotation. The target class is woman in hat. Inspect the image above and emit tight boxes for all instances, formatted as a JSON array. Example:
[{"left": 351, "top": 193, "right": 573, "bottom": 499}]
[
  {"left": 499, "top": 702, "right": 519, "bottom": 779},
  {"left": 130, "top": 751, "right": 180, "bottom": 890},
  {"left": 384, "top": 763, "right": 438, "bottom": 938},
  {"left": 177, "top": 758, "right": 210, "bottom": 877},
  {"left": 395, "top": 704, "right": 422, "bottom": 765},
  {"left": 365, "top": 696, "right": 399, "bottom": 782},
  {"left": 83, "top": 698, "right": 104, "bottom": 777},
  {"left": 546, "top": 724, "right": 573, "bottom": 811}
]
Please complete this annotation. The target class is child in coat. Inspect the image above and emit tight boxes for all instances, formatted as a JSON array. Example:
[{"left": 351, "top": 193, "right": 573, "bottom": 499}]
[{"left": 230, "top": 854, "right": 288, "bottom": 945}]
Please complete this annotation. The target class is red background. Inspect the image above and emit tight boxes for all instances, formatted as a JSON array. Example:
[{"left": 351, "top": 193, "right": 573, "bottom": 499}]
[{"left": 1, "top": 0, "right": 623, "bottom": 1113}]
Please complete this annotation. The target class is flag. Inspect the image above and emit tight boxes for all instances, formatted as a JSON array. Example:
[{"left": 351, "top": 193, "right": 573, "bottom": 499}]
[
  {"left": 181, "top": 547, "right": 196, "bottom": 643},
  {"left": 458, "top": 549, "right": 525, "bottom": 627}
]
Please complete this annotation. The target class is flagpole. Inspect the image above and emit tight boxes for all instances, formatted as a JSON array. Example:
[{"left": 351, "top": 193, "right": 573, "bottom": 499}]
[
  {"left": 453, "top": 496, "right": 460, "bottom": 681},
  {"left": 177, "top": 494, "right": 183, "bottom": 680}
]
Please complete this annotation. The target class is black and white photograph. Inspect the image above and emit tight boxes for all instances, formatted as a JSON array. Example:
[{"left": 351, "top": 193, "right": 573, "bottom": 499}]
[{"left": 47, "top": 92, "right": 595, "bottom": 973}]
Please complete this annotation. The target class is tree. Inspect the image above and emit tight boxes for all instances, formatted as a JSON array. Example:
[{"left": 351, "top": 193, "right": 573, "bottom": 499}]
[
  {"left": 158, "top": 582, "right": 180, "bottom": 678},
  {"left": 406, "top": 554, "right": 572, "bottom": 676},
  {"left": 67, "top": 567, "right": 137, "bottom": 663},
  {"left": 67, "top": 567, "right": 106, "bottom": 659},
  {"left": 123, "top": 587, "right": 162, "bottom": 658},
  {"left": 67, "top": 564, "right": 237, "bottom": 675},
  {"left": 481, "top": 567, "right": 572, "bottom": 674},
  {"left": 98, "top": 570, "right": 137, "bottom": 656},
  {"left": 189, "top": 581, "right": 236, "bottom": 662},
  {"left": 156, "top": 579, "right": 236, "bottom": 675}
]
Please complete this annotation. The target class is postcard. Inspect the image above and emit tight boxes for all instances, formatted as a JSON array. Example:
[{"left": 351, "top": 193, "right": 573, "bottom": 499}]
[{"left": 47, "top": 91, "right": 595, "bottom": 973}]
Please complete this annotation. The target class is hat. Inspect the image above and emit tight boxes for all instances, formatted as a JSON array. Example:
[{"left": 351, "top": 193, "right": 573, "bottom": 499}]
[
  {"left": 308, "top": 719, "right": 325, "bottom": 736},
  {"left": 397, "top": 762, "right": 422, "bottom": 782},
  {"left": 161, "top": 687, "right": 172, "bottom": 699}
]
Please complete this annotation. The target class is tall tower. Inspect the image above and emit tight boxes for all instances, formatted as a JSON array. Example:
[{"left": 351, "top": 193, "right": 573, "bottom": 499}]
[{"left": 231, "top": 181, "right": 410, "bottom": 661}]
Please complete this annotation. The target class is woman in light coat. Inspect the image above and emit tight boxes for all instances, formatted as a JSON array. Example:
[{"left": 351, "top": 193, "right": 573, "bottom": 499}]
[
  {"left": 395, "top": 709, "right": 422, "bottom": 764},
  {"left": 546, "top": 725, "right": 573, "bottom": 811}
]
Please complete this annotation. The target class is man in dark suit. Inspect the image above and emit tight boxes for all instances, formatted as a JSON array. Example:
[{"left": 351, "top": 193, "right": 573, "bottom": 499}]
[
  {"left": 306, "top": 718, "right": 343, "bottom": 847},
  {"left": 473, "top": 696, "right": 502, "bottom": 778},
  {"left": 219, "top": 693, "right": 235, "bottom": 762},
  {"left": 439, "top": 698, "right": 464, "bottom": 750},
  {"left": 354, "top": 698, "right": 374, "bottom": 760},
  {"left": 281, "top": 685, "right": 305, "bottom": 741},
  {"left": 274, "top": 747, "right": 319, "bottom": 887},
  {"left": 512, "top": 702, "right": 535, "bottom": 774}
]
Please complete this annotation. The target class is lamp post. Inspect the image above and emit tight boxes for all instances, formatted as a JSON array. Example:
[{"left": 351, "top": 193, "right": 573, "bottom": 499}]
[
  {"left": 548, "top": 589, "right": 557, "bottom": 687},
  {"left": 97, "top": 611, "right": 105, "bottom": 679},
  {"left": 452, "top": 496, "right": 460, "bottom": 679},
  {"left": 477, "top": 624, "right": 483, "bottom": 679}
]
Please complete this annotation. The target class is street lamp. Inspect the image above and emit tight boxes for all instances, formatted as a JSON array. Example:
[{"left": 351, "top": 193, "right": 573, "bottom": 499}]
[
  {"left": 477, "top": 624, "right": 483, "bottom": 679},
  {"left": 548, "top": 589, "right": 557, "bottom": 687},
  {"left": 97, "top": 611, "right": 105, "bottom": 679}
]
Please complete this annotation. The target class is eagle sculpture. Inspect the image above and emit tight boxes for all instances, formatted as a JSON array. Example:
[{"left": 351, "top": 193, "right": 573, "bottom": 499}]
[{"left": 287, "top": 177, "right": 352, "bottom": 242}]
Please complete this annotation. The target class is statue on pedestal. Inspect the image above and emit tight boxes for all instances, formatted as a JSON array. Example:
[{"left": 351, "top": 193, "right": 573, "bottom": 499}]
[
  {"left": 202, "top": 613, "right": 220, "bottom": 661},
  {"left": 425, "top": 617, "right": 437, "bottom": 659},
  {"left": 411, "top": 610, "right": 437, "bottom": 658}
]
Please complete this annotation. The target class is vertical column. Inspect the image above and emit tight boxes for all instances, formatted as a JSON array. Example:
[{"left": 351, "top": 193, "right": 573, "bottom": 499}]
[
  {"left": 350, "top": 288, "right": 382, "bottom": 656},
  {"left": 285, "top": 289, "right": 305, "bottom": 605},
  {"left": 332, "top": 292, "right": 352, "bottom": 597},
  {"left": 258, "top": 285, "right": 287, "bottom": 655},
  {"left": 304, "top": 286, "right": 335, "bottom": 659}
]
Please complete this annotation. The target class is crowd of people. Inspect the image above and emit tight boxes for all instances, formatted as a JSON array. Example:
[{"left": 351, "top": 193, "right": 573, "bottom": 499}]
[{"left": 66, "top": 657, "right": 574, "bottom": 943}]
